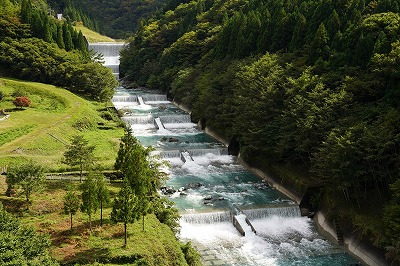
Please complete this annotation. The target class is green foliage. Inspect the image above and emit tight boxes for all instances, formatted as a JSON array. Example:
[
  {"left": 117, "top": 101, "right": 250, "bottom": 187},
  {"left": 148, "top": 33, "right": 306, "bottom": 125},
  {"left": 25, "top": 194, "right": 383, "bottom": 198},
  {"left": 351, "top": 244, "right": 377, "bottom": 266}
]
[
  {"left": 152, "top": 197, "right": 180, "bottom": 234},
  {"left": 0, "top": 203, "right": 59, "bottom": 265},
  {"left": 63, "top": 186, "right": 80, "bottom": 230},
  {"left": 6, "top": 160, "right": 46, "bottom": 204},
  {"left": 80, "top": 171, "right": 99, "bottom": 231},
  {"left": 63, "top": 135, "right": 95, "bottom": 180},
  {"left": 94, "top": 171, "right": 110, "bottom": 227},
  {"left": 111, "top": 183, "right": 139, "bottom": 246},
  {"left": 181, "top": 242, "right": 201, "bottom": 266},
  {"left": 0, "top": 90, "right": 3, "bottom": 101}
]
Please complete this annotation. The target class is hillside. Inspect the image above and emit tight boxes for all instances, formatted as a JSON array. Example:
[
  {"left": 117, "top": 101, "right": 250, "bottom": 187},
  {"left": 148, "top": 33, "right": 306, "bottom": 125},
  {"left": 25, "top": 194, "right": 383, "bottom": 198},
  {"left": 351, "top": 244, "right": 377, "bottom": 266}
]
[
  {"left": 119, "top": 0, "right": 400, "bottom": 264},
  {"left": 0, "top": 78, "right": 124, "bottom": 171},
  {"left": 74, "top": 24, "right": 116, "bottom": 43}
]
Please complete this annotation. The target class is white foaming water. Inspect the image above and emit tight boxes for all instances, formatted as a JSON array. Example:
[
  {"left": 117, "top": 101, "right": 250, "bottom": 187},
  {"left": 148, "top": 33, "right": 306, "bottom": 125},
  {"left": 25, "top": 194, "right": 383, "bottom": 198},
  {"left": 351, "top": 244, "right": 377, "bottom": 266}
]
[{"left": 180, "top": 216, "right": 335, "bottom": 266}]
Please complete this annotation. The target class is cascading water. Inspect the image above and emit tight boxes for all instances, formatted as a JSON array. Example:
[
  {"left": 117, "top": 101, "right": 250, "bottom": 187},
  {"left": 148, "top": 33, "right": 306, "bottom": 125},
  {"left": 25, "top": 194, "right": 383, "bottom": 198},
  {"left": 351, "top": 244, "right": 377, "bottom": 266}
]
[
  {"left": 88, "top": 42, "right": 125, "bottom": 79},
  {"left": 112, "top": 88, "right": 359, "bottom": 266}
]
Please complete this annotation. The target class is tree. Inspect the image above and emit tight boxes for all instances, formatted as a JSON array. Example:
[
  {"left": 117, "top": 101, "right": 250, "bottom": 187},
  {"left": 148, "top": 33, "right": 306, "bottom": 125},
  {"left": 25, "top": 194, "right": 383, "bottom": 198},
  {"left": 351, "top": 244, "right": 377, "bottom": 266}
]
[
  {"left": 0, "top": 203, "right": 59, "bottom": 265},
  {"left": 63, "top": 135, "right": 95, "bottom": 181},
  {"left": 80, "top": 171, "right": 99, "bottom": 231},
  {"left": 111, "top": 183, "right": 139, "bottom": 247},
  {"left": 94, "top": 172, "right": 110, "bottom": 227},
  {"left": 63, "top": 186, "right": 80, "bottom": 231},
  {"left": 115, "top": 127, "right": 155, "bottom": 231},
  {"left": 6, "top": 160, "right": 45, "bottom": 207},
  {"left": 13, "top": 96, "right": 31, "bottom": 108}
]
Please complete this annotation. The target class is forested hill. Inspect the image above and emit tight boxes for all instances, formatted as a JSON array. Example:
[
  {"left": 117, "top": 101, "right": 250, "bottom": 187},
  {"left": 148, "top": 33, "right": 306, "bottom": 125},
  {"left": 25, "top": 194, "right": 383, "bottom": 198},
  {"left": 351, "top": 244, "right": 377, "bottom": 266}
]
[
  {"left": 46, "top": 0, "right": 167, "bottom": 39},
  {"left": 120, "top": 0, "right": 400, "bottom": 263},
  {"left": 0, "top": 0, "right": 118, "bottom": 101}
]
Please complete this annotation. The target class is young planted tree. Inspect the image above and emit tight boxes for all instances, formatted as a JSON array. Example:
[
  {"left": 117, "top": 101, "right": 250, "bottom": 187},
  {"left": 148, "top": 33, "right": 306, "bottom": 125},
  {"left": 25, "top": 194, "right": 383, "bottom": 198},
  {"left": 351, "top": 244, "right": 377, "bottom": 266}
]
[
  {"left": 63, "top": 186, "right": 80, "bottom": 231},
  {"left": 6, "top": 160, "right": 45, "bottom": 208},
  {"left": 114, "top": 126, "right": 155, "bottom": 231},
  {"left": 94, "top": 172, "right": 110, "bottom": 227},
  {"left": 111, "top": 183, "right": 139, "bottom": 247},
  {"left": 63, "top": 135, "right": 95, "bottom": 181},
  {"left": 80, "top": 172, "right": 99, "bottom": 231}
]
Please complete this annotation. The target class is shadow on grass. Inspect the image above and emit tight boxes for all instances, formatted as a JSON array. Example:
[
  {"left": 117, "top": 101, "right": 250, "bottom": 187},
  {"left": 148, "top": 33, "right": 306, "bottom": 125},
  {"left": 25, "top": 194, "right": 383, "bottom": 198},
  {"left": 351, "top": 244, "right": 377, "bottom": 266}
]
[
  {"left": 0, "top": 196, "right": 29, "bottom": 215},
  {"left": 62, "top": 247, "right": 111, "bottom": 265},
  {"left": 4, "top": 108, "right": 27, "bottom": 112}
]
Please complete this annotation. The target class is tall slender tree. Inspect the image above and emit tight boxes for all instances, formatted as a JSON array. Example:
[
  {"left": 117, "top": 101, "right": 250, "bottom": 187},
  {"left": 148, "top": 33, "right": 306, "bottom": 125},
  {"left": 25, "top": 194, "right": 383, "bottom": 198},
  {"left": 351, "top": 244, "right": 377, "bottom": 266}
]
[
  {"left": 111, "top": 183, "right": 139, "bottom": 247},
  {"left": 80, "top": 172, "right": 99, "bottom": 231},
  {"left": 94, "top": 171, "right": 110, "bottom": 227},
  {"left": 63, "top": 186, "right": 80, "bottom": 231}
]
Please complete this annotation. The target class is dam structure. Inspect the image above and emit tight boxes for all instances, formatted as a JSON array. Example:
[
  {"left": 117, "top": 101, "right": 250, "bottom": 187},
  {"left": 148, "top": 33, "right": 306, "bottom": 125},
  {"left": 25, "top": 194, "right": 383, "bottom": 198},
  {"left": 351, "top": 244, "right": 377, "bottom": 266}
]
[
  {"left": 88, "top": 42, "right": 125, "bottom": 79},
  {"left": 112, "top": 88, "right": 359, "bottom": 266}
]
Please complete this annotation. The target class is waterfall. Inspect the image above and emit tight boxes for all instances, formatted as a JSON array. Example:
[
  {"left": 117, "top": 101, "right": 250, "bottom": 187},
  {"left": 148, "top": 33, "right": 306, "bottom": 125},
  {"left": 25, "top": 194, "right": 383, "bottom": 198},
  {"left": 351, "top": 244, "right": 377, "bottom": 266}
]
[
  {"left": 88, "top": 42, "right": 125, "bottom": 79},
  {"left": 160, "top": 150, "right": 181, "bottom": 158},
  {"left": 159, "top": 115, "right": 192, "bottom": 124},
  {"left": 242, "top": 206, "right": 301, "bottom": 220},
  {"left": 188, "top": 148, "right": 228, "bottom": 157},
  {"left": 141, "top": 94, "right": 168, "bottom": 102},
  {"left": 181, "top": 211, "right": 232, "bottom": 224},
  {"left": 122, "top": 116, "right": 154, "bottom": 125},
  {"left": 112, "top": 95, "right": 138, "bottom": 102}
]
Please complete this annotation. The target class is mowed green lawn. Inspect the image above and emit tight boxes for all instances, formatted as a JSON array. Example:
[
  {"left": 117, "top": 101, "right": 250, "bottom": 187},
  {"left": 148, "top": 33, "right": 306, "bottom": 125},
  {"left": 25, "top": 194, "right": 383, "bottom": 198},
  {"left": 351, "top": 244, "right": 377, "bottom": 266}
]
[{"left": 0, "top": 78, "right": 124, "bottom": 171}]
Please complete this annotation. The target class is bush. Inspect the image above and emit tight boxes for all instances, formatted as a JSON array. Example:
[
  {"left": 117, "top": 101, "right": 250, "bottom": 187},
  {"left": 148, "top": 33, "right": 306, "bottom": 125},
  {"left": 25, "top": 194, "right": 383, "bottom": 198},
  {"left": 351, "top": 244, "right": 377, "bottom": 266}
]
[
  {"left": 181, "top": 242, "right": 202, "bottom": 266},
  {"left": 13, "top": 96, "right": 31, "bottom": 108}
]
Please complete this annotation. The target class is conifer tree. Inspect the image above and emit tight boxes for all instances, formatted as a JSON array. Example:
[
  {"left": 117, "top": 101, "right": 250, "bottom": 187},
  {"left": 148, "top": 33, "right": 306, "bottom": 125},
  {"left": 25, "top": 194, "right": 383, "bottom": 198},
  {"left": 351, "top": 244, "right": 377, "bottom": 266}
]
[
  {"left": 80, "top": 172, "right": 99, "bottom": 231},
  {"left": 56, "top": 23, "right": 65, "bottom": 49},
  {"left": 20, "top": 0, "right": 32, "bottom": 24},
  {"left": 111, "top": 183, "right": 139, "bottom": 247}
]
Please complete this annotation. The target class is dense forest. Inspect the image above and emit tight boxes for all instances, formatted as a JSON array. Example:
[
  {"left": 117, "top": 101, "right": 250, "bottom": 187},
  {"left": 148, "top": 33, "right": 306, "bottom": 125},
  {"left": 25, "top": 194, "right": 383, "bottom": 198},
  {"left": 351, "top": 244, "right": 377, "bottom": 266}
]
[
  {"left": 0, "top": 0, "right": 118, "bottom": 101},
  {"left": 45, "top": 0, "right": 167, "bottom": 39},
  {"left": 119, "top": 0, "right": 400, "bottom": 263}
]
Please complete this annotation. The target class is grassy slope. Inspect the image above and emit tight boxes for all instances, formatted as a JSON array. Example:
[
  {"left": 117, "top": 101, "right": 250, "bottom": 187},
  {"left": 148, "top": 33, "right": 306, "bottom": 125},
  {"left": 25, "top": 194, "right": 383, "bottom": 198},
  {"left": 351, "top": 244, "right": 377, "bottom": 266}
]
[
  {"left": 74, "top": 24, "right": 117, "bottom": 43},
  {"left": 0, "top": 78, "right": 124, "bottom": 171},
  {"left": 0, "top": 177, "right": 188, "bottom": 266}
]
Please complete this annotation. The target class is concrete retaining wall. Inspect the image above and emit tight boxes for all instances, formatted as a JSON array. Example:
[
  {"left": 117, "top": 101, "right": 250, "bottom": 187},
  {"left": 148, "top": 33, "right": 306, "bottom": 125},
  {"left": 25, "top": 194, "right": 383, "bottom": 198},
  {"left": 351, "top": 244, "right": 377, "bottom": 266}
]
[{"left": 315, "top": 211, "right": 389, "bottom": 266}]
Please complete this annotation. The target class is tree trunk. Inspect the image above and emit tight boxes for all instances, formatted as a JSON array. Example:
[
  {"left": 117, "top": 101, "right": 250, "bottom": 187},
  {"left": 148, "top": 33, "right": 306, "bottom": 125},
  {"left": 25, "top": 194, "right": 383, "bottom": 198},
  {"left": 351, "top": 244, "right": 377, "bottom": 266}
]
[
  {"left": 70, "top": 213, "right": 73, "bottom": 231},
  {"left": 124, "top": 222, "right": 127, "bottom": 247},
  {"left": 142, "top": 215, "right": 145, "bottom": 231},
  {"left": 100, "top": 201, "right": 103, "bottom": 227},
  {"left": 89, "top": 214, "right": 92, "bottom": 232}
]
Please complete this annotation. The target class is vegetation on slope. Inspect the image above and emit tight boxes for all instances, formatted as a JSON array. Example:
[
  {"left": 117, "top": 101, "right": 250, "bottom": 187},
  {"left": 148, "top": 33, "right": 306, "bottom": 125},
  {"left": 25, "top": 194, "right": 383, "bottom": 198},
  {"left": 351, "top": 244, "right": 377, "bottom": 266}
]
[
  {"left": 119, "top": 0, "right": 400, "bottom": 263},
  {"left": 0, "top": 176, "right": 195, "bottom": 266},
  {"left": 74, "top": 24, "right": 116, "bottom": 43},
  {"left": 0, "top": 78, "right": 124, "bottom": 171}
]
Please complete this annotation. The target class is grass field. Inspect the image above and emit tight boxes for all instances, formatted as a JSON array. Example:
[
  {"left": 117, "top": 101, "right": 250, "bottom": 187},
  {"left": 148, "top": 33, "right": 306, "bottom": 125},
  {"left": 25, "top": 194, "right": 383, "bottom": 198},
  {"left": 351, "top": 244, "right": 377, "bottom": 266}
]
[
  {"left": 74, "top": 24, "right": 118, "bottom": 43},
  {"left": 0, "top": 78, "right": 124, "bottom": 172},
  {"left": 0, "top": 177, "right": 189, "bottom": 266}
]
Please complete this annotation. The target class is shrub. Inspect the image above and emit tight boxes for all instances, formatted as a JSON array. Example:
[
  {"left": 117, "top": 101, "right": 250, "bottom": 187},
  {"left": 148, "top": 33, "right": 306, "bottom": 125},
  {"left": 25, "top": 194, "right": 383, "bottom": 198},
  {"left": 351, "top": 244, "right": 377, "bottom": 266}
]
[{"left": 13, "top": 96, "right": 31, "bottom": 108}]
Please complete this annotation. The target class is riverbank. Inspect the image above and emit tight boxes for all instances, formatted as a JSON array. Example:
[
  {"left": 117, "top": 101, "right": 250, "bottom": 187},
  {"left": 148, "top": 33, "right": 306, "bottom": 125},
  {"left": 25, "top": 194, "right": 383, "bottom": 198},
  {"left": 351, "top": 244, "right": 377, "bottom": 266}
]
[{"left": 200, "top": 123, "right": 389, "bottom": 266}]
